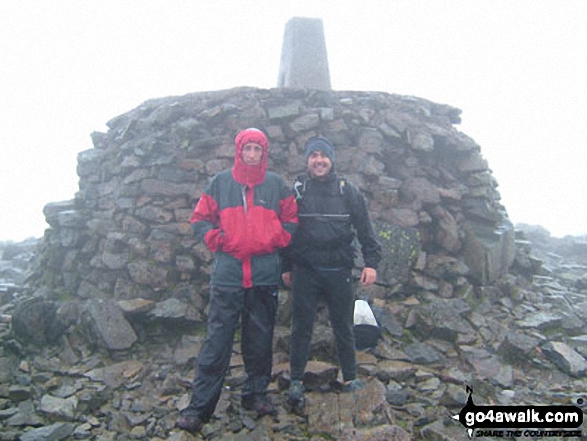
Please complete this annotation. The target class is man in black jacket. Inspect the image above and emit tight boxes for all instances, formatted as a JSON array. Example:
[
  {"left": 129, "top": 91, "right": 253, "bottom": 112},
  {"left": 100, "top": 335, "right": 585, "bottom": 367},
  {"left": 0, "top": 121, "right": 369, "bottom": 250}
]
[{"left": 282, "top": 136, "right": 382, "bottom": 409}]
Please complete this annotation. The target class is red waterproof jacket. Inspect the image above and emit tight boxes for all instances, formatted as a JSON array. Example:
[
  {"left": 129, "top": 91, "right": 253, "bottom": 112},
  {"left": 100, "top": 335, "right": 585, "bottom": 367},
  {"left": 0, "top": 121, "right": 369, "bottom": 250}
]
[{"left": 190, "top": 130, "right": 298, "bottom": 287}]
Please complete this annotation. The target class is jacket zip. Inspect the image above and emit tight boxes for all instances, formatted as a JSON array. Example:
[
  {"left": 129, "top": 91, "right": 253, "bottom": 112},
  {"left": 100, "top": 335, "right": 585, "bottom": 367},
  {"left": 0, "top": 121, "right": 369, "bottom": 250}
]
[{"left": 241, "top": 185, "right": 248, "bottom": 215}]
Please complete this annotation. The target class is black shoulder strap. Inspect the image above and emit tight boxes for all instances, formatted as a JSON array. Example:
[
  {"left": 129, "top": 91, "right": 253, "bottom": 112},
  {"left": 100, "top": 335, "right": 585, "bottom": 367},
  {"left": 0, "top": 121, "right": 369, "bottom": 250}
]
[
  {"left": 294, "top": 175, "right": 351, "bottom": 203},
  {"left": 293, "top": 175, "right": 306, "bottom": 201},
  {"left": 338, "top": 177, "right": 354, "bottom": 213},
  {"left": 338, "top": 177, "right": 347, "bottom": 196}
]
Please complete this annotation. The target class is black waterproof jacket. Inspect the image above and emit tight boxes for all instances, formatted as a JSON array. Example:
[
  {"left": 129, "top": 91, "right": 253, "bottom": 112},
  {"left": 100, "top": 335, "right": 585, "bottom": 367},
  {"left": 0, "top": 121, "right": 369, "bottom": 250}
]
[{"left": 283, "top": 172, "right": 381, "bottom": 271}]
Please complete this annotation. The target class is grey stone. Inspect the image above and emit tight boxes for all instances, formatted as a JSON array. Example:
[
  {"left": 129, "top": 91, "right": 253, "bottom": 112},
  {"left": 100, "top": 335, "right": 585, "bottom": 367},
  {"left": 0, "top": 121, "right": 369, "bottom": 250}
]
[
  {"left": 18, "top": 422, "right": 74, "bottom": 441},
  {"left": 541, "top": 341, "right": 587, "bottom": 377},
  {"left": 371, "top": 305, "right": 403, "bottom": 338},
  {"left": 360, "top": 155, "right": 385, "bottom": 176},
  {"left": 371, "top": 222, "right": 420, "bottom": 287},
  {"left": 139, "top": 179, "right": 193, "bottom": 197},
  {"left": 375, "top": 360, "right": 416, "bottom": 382},
  {"left": 517, "top": 312, "right": 563, "bottom": 330},
  {"left": 39, "top": 394, "right": 78, "bottom": 420},
  {"left": 127, "top": 260, "right": 168, "bottom": 289},
  {"left": 43, "top": 200, "right": 76, "bottom": 227},
  {"left": 409, "top": 131, "right": 435, "bottom": 152},
  {"left": 148, "top": 298, "right": 201, "bottom": 323},
  {"left": 5, "top": 402, "right": 44, "bottom": 427},
  {"left": 498, "top": 331, "right": 540, "bottom": 363},
  {"left": 462, "top": 217, "right": 516, "bottom": 284},
  {"left": 267, "top": 102, "right": 302, "bottom": 120},
  {"left": 81, "top": 299, "right": 137, "bottom": 351},
  {"left": 404, "top": 342, "right": 442, "bottom": 365},
  {"left": 84, "top": 360, "right": 145, "bottom": 389},
  {"left": 56, "top": 210, "right": 86, "bottom": 229},
  {"left": 386, "top": 384, "right": 408, "bottom": 406},
  {"left": 457, "top": 151, "right": 489, "bottom": 173},
  {"left": 86, "top": 218, "right": 117, "bottom": 236},
  {"left": 135, "top": 206, "right": 173, "bottom": 224},
  {"left": 12, "top": 298, "right": 66, "bottom": 345},
  {"left": 400, "top": 177, "right": 440, "bottom": 208},
  {"left": 289, "top": 113, "right": 320, "bottom": 132},
  {"left": 8, "top": 385, "right": 33, "bottom": 402},
  {"left": 383, "top": 208, "right": 420, "bottom": 227},
  {"left": 439, "top": 383, "right": 468, "bottom": 407},
  {"left": 408, "top": 298, "right": 475, "bottom": 343},
  {"left": 0, "top": 356, "right": 17, "bottom": 383},
  {"left": 432, "top": 206, "right": 461, "bottom": 252},
  {"left": 379, "top": 123, "right": 403, "bottom": 140},
  {"left": 301, "top": 360, "right": 339, "bottom": 391}
]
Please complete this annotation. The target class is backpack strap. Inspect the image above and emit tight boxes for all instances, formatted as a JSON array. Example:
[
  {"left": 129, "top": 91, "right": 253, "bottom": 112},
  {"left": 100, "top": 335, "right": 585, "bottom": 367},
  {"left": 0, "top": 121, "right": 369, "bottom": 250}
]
[
  {"left": 338, "top": 177, "right": 347, "bottom": 196},
  {"left": 338, "top": 177, "right": 355, "bottom": 218},
  {"left": 295, "top": 175, "right": 349, "bottom": 200},
  {"left": 293, "top": 175, "right": 306, "bottom": 201}
]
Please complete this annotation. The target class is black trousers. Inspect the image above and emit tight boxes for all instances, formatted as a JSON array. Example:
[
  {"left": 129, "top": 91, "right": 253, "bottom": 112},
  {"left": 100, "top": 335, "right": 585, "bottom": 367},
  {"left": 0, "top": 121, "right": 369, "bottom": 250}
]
[
  {"left": 184, "top": 284, "right": 277, "bottom": 421},
  {"left": 289, "top": 265, "right": 357, "bottom": 382}
]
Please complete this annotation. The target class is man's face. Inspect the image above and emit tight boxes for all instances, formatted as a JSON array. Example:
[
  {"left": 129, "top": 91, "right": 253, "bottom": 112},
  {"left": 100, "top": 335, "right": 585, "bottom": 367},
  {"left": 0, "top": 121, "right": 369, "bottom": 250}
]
[
  {"left": 241, "top": 142, "right": 264, "bottom": 166},
  {"left": 307, "top": 150, "right": 332, "bottom": 178}
]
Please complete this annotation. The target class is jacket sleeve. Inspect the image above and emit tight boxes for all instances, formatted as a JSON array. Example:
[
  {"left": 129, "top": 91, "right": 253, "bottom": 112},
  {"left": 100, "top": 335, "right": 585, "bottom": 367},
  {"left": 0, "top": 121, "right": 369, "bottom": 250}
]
[
  {"left": 278, "top": 179, "right": 298, "bottom": 273},
  {"left": 348, "top": 184, "right": 382, "bottom": 270},
  {"left": 279, "top": 180, "right": 299, "bottom": 273},
  {"left": 278, "top": 179, "right": 298, "bottom": 238},
  {"left": 190, "top": 180, "right": 223, "bottom": 252}
]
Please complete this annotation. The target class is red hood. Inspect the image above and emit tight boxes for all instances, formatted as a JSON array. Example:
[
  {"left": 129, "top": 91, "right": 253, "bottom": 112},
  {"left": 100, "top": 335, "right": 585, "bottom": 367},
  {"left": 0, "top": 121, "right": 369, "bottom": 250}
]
[{"left": 232, "top": 128, "right": 268, "bottom": 187}]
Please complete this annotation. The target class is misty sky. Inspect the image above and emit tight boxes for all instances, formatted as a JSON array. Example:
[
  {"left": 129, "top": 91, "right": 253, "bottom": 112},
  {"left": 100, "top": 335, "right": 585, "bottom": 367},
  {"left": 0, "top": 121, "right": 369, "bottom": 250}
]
[{"left": 1, "top": 0, "right": 586, "bottom": 241}]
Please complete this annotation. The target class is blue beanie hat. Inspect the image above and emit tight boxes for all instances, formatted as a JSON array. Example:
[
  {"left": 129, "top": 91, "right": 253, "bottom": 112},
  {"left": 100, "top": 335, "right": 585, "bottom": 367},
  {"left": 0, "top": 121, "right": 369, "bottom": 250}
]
[{"left": 305, "top": 137, "right": 335, "bottom": 163}]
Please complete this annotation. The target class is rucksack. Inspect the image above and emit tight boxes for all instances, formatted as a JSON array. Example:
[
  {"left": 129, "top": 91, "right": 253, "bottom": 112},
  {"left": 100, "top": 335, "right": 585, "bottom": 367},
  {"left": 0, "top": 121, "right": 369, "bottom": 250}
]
[{"left": 353, "top": 300, "right": 381, "bottom": 349}]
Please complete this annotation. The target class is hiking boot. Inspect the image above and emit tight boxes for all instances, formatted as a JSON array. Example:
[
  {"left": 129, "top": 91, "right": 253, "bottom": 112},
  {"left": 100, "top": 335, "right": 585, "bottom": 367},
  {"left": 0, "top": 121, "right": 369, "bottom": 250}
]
[
  {"left": 176, "top": 412, "right": 203, "bottom": 433},
  {"left": 287, "top": 380, "right": 305, "bottom": 402},
  {"left": 286, "top": 380, "right": 306, "bottom": 415},
  {"left": 242, "top": 394, "right": 277, "bottom": 417},
  {"left": 341, "top": 378, "right": 365, "bottom": 392}
]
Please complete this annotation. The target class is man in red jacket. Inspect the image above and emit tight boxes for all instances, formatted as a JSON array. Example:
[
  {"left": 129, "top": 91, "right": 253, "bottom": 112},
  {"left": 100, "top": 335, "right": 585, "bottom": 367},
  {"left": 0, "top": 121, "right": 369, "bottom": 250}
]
[{"left": 177, "top": 128, "right": 298, "bottom": 433}]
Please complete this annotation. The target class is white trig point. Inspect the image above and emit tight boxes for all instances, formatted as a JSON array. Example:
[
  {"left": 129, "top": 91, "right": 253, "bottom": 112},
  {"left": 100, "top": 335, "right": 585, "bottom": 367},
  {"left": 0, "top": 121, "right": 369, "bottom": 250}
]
[{"left": 277, "top": 17, "right": 331, "bottom": 90}]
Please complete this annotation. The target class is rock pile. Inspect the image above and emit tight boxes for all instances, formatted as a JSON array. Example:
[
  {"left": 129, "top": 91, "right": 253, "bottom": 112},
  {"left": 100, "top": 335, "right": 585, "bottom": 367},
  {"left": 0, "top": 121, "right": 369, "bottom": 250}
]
[
  {"left": 0, "top": 229, "right": 586, "bottom": 439},
  {"left": 1, "top": 87, "right": 585, "bottom": 439},
  {"left": 17, "top": 86, "right": 520, "bottom": 357},
  {"left": 29, "top": 86, "right": 515, "bottom": 314},
  {"left": 0, "top": 239, "right": 37, "bottom": 323}
]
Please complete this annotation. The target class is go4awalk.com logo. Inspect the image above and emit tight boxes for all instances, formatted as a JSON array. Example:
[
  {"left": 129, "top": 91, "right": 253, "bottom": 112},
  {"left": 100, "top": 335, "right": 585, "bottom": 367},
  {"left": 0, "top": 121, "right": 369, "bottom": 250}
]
[{"left": 452, "top": 386, "right": 584, "bottom": 438}]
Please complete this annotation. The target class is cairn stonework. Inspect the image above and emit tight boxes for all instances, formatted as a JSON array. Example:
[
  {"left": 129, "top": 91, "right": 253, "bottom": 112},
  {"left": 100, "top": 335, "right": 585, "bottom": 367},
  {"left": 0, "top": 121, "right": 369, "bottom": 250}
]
[
  {"left": 3, "top": 228, "right": 587, "bottom": 439},
  {"left": 29, "top": 87, "right": 514, "bottom": 310}
]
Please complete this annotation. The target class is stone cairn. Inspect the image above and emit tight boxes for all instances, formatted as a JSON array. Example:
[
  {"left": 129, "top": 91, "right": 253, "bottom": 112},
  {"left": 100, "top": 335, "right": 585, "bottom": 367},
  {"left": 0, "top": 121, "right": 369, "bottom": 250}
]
[
  {"left": 28, "top": 15, "right": 516, "bottom": 348},
  {"left": 31, "top": 86, "right": 514, "bottom": 318},
  {"left": 3, "top": 17, "right": 586, "bottom": 441}
]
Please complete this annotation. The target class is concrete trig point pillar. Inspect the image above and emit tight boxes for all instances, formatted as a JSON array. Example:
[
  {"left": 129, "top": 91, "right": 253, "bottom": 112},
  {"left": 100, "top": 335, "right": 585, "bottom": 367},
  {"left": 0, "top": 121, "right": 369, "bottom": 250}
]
[{"left": 277, "top": 17, "right": 331, "bottom": 90}]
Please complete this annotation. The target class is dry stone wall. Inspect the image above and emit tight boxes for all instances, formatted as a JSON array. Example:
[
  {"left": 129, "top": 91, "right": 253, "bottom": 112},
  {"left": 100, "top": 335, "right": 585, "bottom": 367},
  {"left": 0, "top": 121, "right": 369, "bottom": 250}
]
[{"left": 30, "top": 87, "right": 515, "bottom": 313}]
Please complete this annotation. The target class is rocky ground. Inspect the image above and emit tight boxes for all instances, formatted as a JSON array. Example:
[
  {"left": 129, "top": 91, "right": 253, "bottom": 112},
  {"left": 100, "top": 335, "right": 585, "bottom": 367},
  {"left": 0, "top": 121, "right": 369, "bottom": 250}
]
[{"left": 0, "top": 227, "right": 586, "bottom": 440}]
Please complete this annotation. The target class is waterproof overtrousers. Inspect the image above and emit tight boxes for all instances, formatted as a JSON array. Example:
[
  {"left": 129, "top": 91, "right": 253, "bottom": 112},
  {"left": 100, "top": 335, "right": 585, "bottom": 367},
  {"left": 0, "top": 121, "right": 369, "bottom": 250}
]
[
  {"left": 183, "top": 285, "right": 277, "bottom": 421},
  {"left": 289, "top": 265, "right": 357, "bottom": 382}
]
